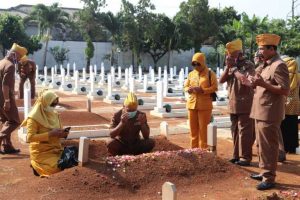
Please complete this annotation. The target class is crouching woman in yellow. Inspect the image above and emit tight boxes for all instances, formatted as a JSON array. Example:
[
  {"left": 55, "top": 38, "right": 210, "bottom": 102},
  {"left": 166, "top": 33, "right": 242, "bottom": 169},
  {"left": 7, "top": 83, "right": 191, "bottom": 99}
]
[
  {"left": 184, "top": 53, "right": 218, "bottom": 149},
  {"left": 21, "top": 90, "right": 68, "bottom": 177}
]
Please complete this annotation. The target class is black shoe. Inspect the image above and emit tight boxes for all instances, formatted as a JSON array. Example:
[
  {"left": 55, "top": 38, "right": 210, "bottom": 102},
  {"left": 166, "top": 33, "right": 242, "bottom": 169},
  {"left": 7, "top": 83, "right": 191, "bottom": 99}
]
[
  {"left": 235, "top": 160, "right": 250, "bottom": 166},
  {"left": 278, "top": 151, "right": 286, "bottom": 162},
  {"left": 229, "top": 158, "right": 239, "bottom": 163},
  {"left": 250, "top": 174, "right": 263, "bottom": 181},
  {"left": 3, "top": 148, "right": 20, "bottom": 154},
  {"left": 256, "top": 182, "right": 275, "bottom": 190}
]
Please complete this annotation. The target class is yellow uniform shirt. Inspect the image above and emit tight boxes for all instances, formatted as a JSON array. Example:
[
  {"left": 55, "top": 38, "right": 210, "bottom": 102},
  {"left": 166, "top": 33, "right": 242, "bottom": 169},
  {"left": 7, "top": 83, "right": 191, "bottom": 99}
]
[{"left": 184, "top": 68, "right": 218, "bottom": 110}]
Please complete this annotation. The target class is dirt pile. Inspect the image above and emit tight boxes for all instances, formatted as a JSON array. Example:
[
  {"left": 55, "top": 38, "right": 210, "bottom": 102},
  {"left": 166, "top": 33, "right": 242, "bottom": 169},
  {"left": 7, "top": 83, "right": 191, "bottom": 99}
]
[{"left": 33, "top": 137, "right": 235, "bottom": 199}]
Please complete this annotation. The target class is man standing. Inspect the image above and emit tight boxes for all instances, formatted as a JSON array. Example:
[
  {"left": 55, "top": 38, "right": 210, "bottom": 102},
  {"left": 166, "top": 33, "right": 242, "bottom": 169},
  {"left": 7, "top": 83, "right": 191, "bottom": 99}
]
[
  {"left": 107, "top": 92, "right": 155, "bottom": 156},
  {"left": 219, "top": 39, "right": 255, "bottom": 166},
  {"left": 0, "top": 43, "right": 27, "bottom": 154},
  {"left": 18, "top": 55, "right": 36, "bottom": 99},
  {"left": 249, "top": 34, "right": 289, "bottom": 190}
]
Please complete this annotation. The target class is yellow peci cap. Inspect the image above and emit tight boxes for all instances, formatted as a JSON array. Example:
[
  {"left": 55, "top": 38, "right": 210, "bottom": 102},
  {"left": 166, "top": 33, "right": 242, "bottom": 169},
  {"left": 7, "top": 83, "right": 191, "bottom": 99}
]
[
  {"left": 256, "top": 34, "right": 281, "bottom": 46},
  {"left": 10, "top": 43, "right": 27, "bottom": 57},
  {"left": 20, "top": 55, "right": 28, "bottom": 63},
  {"left": 226, "top": 39, "right": 242, "bottom": 54}
]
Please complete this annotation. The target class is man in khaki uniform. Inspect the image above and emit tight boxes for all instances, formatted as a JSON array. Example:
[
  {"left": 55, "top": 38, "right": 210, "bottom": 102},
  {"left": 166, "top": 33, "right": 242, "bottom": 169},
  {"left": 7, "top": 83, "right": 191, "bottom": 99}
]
[
  {"left": 0, "top": 43, "right": 27, "bottom": 154},
  {"left": 107, "top": 92, "right": 155, "bottom": 155},
  {"left": 219, "top": 39, "right": 255, "bottom": 166},
  {"left": 249, "top": 34, "right": 289, "bottom": 190},
  {"left": 18, "top": 55, "right": 36, "bottom": 99}
]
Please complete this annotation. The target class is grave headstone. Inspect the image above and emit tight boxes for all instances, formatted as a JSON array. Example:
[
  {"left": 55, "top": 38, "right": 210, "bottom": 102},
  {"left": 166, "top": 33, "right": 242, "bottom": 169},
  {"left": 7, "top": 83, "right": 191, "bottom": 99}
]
[
  {"left": 160, "top": 121, "right": 168, "bottom": 137},
  {"left": 143, "top": 74, "right": 148, "bottom": 91},
  {"left": 78, "top": 137, "right": 90, "bottom": 166},
  {"left": 138, "top": 66, "right": 142, "bottom": 82},
  {"left": 158, "top": 67, "right": 162, "bottom": 80},
  {"left": 185, "top": 67, "right": 189, "bottom": 78},
  {"left": 42, "top": 66, "right": 48, "bottom": 86},
  {"left": 162, "top": 182, "right": 177, "bottom": 200}
]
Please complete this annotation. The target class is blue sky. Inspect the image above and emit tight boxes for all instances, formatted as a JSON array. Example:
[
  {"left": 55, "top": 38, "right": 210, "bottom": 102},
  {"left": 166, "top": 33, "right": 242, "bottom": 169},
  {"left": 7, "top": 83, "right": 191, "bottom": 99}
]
[{"left": 1, "top": 0, "right": 297, "bottom": 20}]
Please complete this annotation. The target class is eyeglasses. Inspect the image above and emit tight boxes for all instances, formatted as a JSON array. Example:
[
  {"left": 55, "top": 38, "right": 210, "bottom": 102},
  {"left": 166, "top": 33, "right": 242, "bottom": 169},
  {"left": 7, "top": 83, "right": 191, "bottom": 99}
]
[{"left": 192, "top": 62, "right": 201, "bottom": 67}]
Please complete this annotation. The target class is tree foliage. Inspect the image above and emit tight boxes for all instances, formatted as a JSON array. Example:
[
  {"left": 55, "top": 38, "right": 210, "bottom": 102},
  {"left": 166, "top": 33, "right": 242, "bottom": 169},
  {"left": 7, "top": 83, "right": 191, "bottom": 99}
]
[
  {"left": 50, "top": 46, "right": 70, "bottom": 65},
  {"left": 174, "top": 0, "right": 218, "bottom": 52},
  {"left": 26, "top": 3, "right": 70, "bottom": 66},
  {"left": 0, "top": 14, "right": 42, "bottom": 56}
]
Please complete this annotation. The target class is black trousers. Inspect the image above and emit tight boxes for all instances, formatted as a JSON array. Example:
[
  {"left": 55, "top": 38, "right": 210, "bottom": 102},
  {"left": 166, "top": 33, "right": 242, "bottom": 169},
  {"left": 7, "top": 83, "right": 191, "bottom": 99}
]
[{"left": 280, "top": 115, "right": 299, "bottom": 153}]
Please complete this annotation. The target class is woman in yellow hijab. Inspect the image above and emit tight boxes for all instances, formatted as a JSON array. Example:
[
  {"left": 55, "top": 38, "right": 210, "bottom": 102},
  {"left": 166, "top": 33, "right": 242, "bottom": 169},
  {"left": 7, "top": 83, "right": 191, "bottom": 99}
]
[
  {"left": 184, "top": 53, "right": 218, "bottom": 149},
  {"left": 280, "top": 57, "right": 299, "bottom": 153},
  {"left": 21, "top": 90, "right": 68, "bottom": 177}
]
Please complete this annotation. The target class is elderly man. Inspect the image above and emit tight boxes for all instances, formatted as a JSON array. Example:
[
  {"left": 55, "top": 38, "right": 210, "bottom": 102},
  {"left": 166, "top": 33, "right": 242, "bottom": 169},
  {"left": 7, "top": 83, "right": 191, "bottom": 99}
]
[
  {"left": 107, "top": 92, "right": 155, "bottom": 156},
  {"left": 219, "top": 39, "right": 255, "bottom": 166},
  {"left": 249, "top": 34, "right": 289, "bottom": 190},
  {"left": 0, "top": 43, "right": 27, "bottom": 154},
  {"left": 18, "top": 55, "right": 36, "bottom": 99}
]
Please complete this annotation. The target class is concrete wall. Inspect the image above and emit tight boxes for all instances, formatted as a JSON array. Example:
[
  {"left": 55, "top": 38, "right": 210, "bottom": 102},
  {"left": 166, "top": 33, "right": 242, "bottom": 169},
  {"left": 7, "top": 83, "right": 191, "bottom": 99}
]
[{"left": 29, "top": 40, "right": 214, "bottom": 72}]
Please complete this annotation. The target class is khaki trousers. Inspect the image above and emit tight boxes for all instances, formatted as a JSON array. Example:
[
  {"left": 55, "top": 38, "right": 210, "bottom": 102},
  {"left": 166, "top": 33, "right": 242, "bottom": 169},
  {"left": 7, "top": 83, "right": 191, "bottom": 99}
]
[
  {"left": 255, "top": 120, "right": 280, "bottom": 183},
  {"left": 188, "top": 109, "right": 212, "bottom": 149},
  {"left": 230, "top": 114, "right": 254, "bottom": 162}
]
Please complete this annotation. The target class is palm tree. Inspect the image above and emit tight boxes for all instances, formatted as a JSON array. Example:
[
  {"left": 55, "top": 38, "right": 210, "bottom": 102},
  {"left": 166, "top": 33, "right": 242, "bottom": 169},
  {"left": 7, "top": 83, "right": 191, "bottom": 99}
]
[
  {"left": 26, "top": 3, "right": 69, "bottom": 67},
  {"left": 99, "top": 11, "right": 121, "bottom": 66},
  {"left": 241, "top": 13, "right": 268, "bottom": 58}
]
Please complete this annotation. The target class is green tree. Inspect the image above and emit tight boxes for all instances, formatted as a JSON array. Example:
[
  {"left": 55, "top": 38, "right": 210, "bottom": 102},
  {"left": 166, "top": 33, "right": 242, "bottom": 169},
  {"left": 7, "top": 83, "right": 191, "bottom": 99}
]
[
  {"left": 26, "top": 3, "right": 70, "bottom": 67},
  {"left": 174, "top": 0, "right": 218, "bottom": 52},
  {"left": 240, "top": 13, "right": 268, "bottom": 58},
  {"left": 143, "top": 13, "right": 176, "bottom": 70},
  {"left": 76, "top": 0, "right": 107, "bottom": 69},
  {"left": 0, "top": 14, "right": 41, "bottom": 56},
  {"left": 50, "top": 46, "right": 70, "bottom": 65},
  {"left": 118, "top": 0, "right": 155, "bottom": 70},
  {"left": 281, "top": 17, "right": 300, "bottom": 57},
  {"left": 99, "top": 11, "right": 121, "bottom": 66},
  {"left": 85, "top": 37, "right": 94, "bottom": 68}
]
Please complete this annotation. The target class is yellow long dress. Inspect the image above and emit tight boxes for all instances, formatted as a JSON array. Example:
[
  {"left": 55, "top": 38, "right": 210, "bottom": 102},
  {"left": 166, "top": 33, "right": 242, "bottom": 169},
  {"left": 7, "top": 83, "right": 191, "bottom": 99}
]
[{"left": 27, "top": 118, "right": 63, "bottom": 177}]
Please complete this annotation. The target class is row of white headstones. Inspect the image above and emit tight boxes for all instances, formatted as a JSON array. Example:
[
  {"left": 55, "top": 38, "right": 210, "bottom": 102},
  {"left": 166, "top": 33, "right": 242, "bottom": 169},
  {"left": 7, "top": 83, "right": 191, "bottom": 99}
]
[
  {"left": 37, "top": 63, "right": 190, "bottom": 96},
  {"left": 36, "top": 62, "right": 225, "bottom": 95}
]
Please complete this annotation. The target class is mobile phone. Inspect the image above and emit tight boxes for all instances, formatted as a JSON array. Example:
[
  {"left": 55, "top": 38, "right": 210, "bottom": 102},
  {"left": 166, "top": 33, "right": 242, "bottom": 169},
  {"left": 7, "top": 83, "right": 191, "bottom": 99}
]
[{"left": 64, "top": 127, "right": 71, "bottom": 132}]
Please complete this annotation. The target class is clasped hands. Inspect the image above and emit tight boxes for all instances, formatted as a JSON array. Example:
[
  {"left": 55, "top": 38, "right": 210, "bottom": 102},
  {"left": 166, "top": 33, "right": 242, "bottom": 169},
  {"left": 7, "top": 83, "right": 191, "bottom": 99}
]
[
  {"left": 238, "top": 72, "right": 265, "bottom": 87},
  {"left": 187, "top": 86, "right": 203, "bottom": 94}
]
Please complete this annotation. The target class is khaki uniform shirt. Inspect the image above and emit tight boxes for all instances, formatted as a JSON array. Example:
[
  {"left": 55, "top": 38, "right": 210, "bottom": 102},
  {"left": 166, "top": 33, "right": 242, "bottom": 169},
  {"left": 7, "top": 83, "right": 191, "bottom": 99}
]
[
  {"left": 250, "top": 55, "right": 290, "bottom": 122},
  {"left": 227, "top": 61, "right": 256, "bottom": 114},
  {"left": 110, "top": 109, "right": 149, "bottom": 144},
  {"left": 18, "top": 60, "right": 36, "bottom": 78},
  {"left": 0, "top": 58, "right": 19, "bottom": 123}
]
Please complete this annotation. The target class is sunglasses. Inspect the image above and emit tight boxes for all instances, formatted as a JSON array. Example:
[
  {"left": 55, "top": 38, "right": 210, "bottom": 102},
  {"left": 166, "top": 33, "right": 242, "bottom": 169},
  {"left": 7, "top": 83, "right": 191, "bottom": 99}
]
[{"left": 192, "top": 62, "right": 201, "bottom": 67}]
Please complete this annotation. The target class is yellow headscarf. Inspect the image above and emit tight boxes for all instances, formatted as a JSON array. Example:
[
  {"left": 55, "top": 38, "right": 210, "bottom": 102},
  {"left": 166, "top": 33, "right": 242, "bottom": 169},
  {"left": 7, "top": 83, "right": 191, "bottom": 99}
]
[
  {"left": 226, "top": 39, "right": 242, "bottom": 54},
  {"left": 21, "top": 90, "right": 61, "bottom": 129},
  {"left": 192, "top": 53, "right": 208, "bottom": 70},
  {"left": 124, "top": 92, "right": 138, "bottom": 110},
  {"left": 282, "top": 57, "right": 298, "bottom": 90}
]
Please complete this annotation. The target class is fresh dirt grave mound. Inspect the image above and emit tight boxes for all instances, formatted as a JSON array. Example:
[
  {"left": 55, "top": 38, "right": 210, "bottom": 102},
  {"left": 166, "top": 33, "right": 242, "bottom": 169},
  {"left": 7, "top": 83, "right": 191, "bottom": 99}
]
[
  {"left": 62, "top": 135, "right": 184, "bottom": 159},
  {"left": 31, "top": 136, "right": 241, "bottom": 199}
]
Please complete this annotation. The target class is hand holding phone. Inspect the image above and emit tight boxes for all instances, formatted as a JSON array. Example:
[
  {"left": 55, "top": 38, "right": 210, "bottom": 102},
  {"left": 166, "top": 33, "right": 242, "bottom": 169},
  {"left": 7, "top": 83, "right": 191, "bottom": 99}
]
[{"left": 64, "top": 127, "right": 71, "bottom": 132}]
